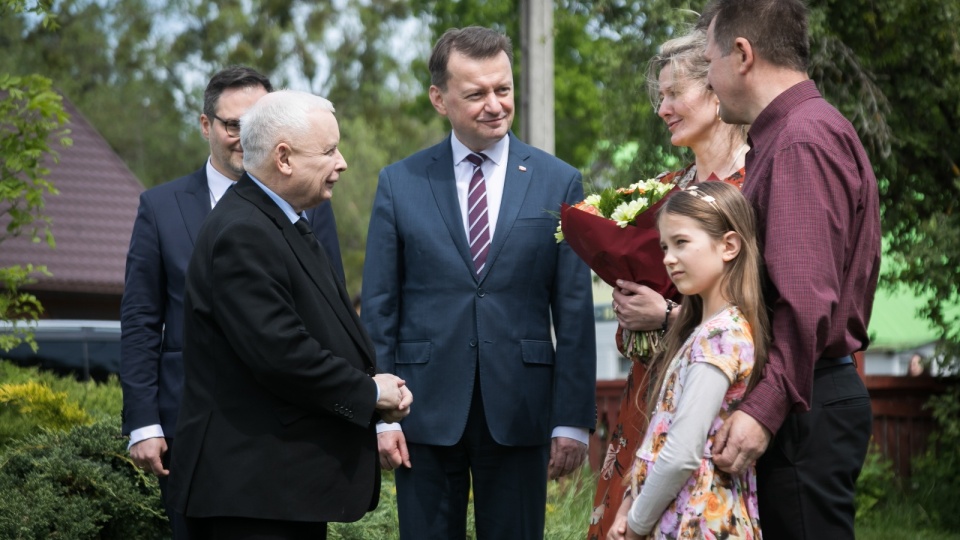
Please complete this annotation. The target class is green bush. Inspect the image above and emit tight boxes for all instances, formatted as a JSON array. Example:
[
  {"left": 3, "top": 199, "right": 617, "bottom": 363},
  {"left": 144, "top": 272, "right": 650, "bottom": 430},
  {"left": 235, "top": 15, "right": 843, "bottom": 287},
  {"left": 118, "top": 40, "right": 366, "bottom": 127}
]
[
  {"left": 0, "top": 380, "right": 92, "bottom": 447},
  {"left": 0, "top": 360, "right": 123, "bottom": 452},
  {"left": 855, "top": 440, "right": 897, "bottom": 520},
  {"left": 0, "top": 360, "right": 123, "bottom": 421},
  {"left": 0, "top": 420, "right": 167, "bottom": 539},
  {"left": 911, "top": 386, "right": 960, "bottom": 531}
]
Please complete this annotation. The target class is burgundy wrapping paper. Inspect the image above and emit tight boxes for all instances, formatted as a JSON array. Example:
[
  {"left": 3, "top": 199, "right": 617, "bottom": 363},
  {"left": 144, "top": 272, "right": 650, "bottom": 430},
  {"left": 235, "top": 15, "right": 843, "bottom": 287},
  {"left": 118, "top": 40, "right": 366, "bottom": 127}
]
[{"left": 560, "top": 195, "right": 678, "bottom": 300}]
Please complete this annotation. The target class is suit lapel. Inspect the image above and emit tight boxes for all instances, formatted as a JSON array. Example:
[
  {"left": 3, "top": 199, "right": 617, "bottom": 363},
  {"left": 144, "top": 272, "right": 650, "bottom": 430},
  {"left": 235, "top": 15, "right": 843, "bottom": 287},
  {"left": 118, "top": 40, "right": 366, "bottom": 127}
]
[
  {"left": 176, "top": 169, "right": 211, "bottom": 246},
  {"left": 426, "top": 138, "right": 477, "bottom": 277},
  {"left": 234, "top": 176, "right": 375, "bottom": 367},
  {"left": 483, "top": 135, "right": 532, "bottom": 283},
  {"left": 283, "top": 223, "right": 375, "bottom": 363}
]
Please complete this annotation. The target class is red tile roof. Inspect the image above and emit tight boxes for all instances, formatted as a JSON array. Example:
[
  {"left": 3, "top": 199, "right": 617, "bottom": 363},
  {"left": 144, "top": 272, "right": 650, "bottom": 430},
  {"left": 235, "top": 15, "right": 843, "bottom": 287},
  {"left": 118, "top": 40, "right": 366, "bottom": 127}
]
[{"left": 0, "top": 95, "right": 144, "bottom": 295}]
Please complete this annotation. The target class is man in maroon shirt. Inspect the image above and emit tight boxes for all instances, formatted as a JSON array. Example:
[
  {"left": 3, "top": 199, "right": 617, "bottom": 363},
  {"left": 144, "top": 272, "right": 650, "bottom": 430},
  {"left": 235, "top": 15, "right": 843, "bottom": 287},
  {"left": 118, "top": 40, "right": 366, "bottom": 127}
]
[{"left": 702, "top": 0, "right": 881, "bottom": 538}]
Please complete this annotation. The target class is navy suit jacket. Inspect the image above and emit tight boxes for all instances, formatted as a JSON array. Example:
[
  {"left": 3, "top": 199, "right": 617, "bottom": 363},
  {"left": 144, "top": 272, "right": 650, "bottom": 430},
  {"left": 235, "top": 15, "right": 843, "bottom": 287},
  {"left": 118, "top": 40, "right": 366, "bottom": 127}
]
[
  {"left": 120, "top": 165, "right": 343, "bottom": 437},
  {"left": 170, "top": 175, "right": 378, "bottom": 521},
  {"left": 361, "top": 134, "right": 596, "bottom": 447}
]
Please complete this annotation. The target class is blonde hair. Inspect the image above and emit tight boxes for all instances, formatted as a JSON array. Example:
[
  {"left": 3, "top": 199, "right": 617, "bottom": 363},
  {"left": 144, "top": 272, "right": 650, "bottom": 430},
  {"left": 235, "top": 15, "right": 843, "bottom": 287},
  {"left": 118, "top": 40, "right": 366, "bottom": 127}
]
[
  {"left": 646, "top": 28, "right": 748, "bottom": 144},
  {"left": 642, "top": 181, "right": 769, "bottom": 416}
]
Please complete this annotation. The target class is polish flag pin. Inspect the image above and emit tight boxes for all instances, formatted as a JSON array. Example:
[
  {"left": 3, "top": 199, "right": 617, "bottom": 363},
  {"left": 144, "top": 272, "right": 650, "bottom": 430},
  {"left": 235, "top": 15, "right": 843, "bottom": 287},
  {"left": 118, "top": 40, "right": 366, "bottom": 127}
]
[{"left": 519, "top": 165, "right": 527, "bottom": 172}]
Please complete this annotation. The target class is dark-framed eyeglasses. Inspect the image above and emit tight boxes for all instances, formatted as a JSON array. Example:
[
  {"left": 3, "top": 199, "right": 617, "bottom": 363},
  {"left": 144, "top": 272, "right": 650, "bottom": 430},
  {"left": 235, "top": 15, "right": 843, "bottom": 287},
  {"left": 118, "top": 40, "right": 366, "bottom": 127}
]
[{"left": 210, "top": 113, "right": 241, "bottom": 137}]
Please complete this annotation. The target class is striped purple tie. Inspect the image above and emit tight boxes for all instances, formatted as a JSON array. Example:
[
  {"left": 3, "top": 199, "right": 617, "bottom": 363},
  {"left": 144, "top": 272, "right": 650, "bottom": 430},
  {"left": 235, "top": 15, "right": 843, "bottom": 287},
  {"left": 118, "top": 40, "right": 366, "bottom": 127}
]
[{"left": 465, "top": 153, "right": 491, "bottom": 275}]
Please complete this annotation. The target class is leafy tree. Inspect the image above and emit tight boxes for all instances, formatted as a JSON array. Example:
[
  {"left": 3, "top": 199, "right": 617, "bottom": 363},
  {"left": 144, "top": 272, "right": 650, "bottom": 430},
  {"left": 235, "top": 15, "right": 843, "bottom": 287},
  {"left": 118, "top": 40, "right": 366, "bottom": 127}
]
[
  {"left": 0, "top": 0, "right": 210, "bottom": 187},
  {"left": 407, "top": 0, "right": 707, "bottom": 182},
  {"left": 413, "top": 0, "right": 960, "bottom": 364},
  {"left": 808, "top": 0, "right": 960, "bottom": 363},
  {"left": 1, "top": 0, "right": 440, "bottom": 287},
  {"left": 0, "top": 1, "right": 68, "bottom": 352}
]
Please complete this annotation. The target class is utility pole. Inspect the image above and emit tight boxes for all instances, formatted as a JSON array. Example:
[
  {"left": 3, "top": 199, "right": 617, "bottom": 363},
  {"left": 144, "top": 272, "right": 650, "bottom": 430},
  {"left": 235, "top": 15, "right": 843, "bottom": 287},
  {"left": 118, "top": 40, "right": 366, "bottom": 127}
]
[{"left": 520, "top": 0, "right": 555, "bottom": 154}]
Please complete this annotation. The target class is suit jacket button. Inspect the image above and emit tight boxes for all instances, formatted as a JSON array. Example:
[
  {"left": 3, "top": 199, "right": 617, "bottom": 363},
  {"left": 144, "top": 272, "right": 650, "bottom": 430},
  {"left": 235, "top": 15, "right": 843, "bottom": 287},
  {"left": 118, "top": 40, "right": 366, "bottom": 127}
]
[
  {"left": 469, "top": 339, "right": 477, "bottom": 347},
  {"left": 476, "top": 288, "right": 485, "bottom": 297}
]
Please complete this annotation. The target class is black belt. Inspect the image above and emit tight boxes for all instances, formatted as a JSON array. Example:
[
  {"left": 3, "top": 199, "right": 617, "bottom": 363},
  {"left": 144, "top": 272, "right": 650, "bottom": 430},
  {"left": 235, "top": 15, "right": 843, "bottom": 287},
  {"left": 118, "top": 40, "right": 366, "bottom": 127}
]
[{"left": 816, "top": 355, "right": 854, "bottom": 370}]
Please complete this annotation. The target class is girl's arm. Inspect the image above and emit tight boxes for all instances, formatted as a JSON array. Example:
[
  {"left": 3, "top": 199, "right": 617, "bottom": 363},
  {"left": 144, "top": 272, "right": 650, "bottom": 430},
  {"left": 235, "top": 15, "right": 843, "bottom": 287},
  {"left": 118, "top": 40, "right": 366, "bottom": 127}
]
[
  {"left": 626, "top": 363, "right": 730, "bottom": 535},
  {"left": 606, "top": 493, "right": 634, "bottom": 540}
]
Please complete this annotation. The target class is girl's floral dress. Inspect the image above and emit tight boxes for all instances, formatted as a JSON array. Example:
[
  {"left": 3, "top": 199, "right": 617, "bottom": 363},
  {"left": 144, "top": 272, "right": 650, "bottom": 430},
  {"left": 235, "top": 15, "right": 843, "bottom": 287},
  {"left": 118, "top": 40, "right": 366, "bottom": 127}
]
[
  {"left": 628, "top": 305, "right": 762, "bottom": 540},
  {"left": 588, "top": 165, "right": 746, "bottom": 540}
]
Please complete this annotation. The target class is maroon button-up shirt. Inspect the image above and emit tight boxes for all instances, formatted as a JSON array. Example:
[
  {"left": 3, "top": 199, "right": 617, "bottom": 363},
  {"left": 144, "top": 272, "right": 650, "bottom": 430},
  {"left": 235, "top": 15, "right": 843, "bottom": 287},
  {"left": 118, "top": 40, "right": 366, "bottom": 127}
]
[{"left": 740, "top": 80, "right": 881, "bottom": 434}]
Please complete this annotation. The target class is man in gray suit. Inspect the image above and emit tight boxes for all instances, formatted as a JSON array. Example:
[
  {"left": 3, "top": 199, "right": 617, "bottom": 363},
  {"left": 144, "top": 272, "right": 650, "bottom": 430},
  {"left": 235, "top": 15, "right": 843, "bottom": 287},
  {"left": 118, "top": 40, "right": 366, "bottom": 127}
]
[{"left": 361, "top": 26, "right": 596, "bottom": 540}]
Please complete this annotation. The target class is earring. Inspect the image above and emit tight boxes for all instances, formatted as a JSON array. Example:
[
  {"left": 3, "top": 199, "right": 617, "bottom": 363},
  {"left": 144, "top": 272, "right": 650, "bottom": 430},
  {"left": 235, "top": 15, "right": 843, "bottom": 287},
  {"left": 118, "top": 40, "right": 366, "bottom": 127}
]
[{"left": 716, "top": 103, "right": 722, "bottom": 121}]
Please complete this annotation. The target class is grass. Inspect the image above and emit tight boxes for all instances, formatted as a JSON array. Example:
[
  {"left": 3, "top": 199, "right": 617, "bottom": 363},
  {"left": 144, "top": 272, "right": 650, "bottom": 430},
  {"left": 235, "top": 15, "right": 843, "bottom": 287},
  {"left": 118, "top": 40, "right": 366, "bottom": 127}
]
[
  {"left": 331, "top": 465, "right": 960, "bottom": 540},
  {"left": 330, "top": 466, "right": 595, "bottom": 540},
  {"left": 857, "top": 495, "right": 960, "bottom": 540}
]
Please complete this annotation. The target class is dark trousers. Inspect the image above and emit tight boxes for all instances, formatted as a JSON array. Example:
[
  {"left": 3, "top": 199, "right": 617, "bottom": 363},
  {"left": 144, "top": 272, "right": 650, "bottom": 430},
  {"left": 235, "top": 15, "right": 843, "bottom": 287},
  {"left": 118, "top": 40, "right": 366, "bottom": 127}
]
[
  {"left": 395, "top": 386, "right": 551, "bottom": 540},
  {"left": 757, "top": 363, "right": 872, "bottom": 539},
  {"left": 157, "top": 439, "right": 189, "bottom": 540},
  {"left": 185, "top": 516, "right": 327, "bottom": 540}
]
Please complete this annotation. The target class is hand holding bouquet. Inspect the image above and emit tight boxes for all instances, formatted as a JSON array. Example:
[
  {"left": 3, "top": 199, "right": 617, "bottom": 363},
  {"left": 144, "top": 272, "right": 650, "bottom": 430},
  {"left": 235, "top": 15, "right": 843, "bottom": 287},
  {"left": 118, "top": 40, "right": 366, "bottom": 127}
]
[{"left": 556, "top": 178, "right": 677, "bottom": 358}]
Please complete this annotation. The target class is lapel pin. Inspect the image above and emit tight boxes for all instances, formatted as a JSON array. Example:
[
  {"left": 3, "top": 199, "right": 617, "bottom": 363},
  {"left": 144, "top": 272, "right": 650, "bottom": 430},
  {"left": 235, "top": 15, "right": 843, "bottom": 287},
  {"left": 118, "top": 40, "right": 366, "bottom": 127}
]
[{"left": 518, "top": 165, "right": 527, "bottom": 172}]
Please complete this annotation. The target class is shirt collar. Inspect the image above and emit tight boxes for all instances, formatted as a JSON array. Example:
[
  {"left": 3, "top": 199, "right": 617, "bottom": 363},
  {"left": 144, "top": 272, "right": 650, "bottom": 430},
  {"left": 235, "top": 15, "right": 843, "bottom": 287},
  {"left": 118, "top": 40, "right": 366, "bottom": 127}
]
[
  {"left": 246, "top": 173, "right": 302, "bottom": 224},
  {"left": 749, "top": 80, "right": 820, "bottom": 147},
  {"left": 205, "top": 158, "right": 238, "bottom": 202},
  {"left": 450, "top": 133, "right": 509, "bottom": 167}
]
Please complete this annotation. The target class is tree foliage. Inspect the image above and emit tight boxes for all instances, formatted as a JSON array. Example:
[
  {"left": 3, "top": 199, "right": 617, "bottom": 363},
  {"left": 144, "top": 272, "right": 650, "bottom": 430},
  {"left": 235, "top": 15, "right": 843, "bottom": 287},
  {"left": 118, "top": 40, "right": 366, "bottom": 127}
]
[
  {"left": 2, "top": 0, "right": 957, "bottom": 351},
  {"left": 0, "top": 1, "right": 68, "bottom": 352},
  {"left": 808, "top": 0, "right": 960, "bottom": 361},
  {"left": 0, "top": 0, "right": 441, "bottom": 291}
]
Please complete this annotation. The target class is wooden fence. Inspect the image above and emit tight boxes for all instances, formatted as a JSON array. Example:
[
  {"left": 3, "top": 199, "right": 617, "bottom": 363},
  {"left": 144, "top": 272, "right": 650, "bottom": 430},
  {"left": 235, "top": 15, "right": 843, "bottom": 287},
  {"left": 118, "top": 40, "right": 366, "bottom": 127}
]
[{"left": 589, "top": 375, "right": 957, "bottom": 479}]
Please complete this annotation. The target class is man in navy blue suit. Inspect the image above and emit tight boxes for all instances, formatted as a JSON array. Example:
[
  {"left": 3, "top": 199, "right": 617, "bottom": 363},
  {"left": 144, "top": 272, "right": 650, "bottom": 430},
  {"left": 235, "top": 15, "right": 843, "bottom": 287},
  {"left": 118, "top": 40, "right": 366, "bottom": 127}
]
[
  {"left": 361, "top": 27, "right": 596, "bottom": 540},
  {"left": 120, "top": 66, "right": 343, "bottom": 538}
]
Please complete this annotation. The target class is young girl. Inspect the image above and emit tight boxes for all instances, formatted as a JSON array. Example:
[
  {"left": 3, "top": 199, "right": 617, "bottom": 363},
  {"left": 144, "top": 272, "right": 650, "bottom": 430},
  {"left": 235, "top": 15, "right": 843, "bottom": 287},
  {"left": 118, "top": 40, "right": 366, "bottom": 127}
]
[{"left": 608, "top": 181, "right": 768, "bottom": 540}]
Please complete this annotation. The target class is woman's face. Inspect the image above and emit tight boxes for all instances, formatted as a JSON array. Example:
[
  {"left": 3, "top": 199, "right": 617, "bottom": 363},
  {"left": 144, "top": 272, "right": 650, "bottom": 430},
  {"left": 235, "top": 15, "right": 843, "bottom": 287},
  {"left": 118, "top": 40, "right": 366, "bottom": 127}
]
[{"left": 657, "top": 64, "right": 719, "bottom": 150}]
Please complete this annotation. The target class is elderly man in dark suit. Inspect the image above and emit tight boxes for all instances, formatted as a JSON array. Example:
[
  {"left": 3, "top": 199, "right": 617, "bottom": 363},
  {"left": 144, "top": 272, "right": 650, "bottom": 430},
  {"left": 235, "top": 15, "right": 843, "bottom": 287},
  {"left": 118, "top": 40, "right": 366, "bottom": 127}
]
[
  {"left": 362, "top": 26, "right": 596, "bottom": 540},
  {"left": 169, "top": 89, "right": 410, "bottom": 539},
  {"left": 120, "top": 66, "right": 343, "bottom": 538}
]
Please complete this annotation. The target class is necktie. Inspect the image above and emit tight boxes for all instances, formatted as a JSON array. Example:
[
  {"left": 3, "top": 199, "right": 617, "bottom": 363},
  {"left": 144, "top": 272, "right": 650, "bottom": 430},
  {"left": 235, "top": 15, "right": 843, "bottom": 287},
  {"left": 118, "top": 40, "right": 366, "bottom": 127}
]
[
  {"left": 294, "top": 217, "right": 323, "bottom": 259},
  {"left": 293, "top": 217, "right": 365, "bottom": 345},
  {"left": 465, "top": 153, "right": 491, "bottom": 275}
]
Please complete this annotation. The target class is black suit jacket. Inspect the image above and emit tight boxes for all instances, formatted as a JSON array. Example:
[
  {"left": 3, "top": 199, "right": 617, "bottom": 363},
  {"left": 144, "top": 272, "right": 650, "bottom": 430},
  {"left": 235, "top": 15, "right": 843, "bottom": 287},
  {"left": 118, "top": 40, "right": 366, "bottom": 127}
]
[
  {"left": 169, "top": 174, "right": 379, "bottom": 522},
  {"left": 120, "top": 165, "right": 343, "bottom": 437}
]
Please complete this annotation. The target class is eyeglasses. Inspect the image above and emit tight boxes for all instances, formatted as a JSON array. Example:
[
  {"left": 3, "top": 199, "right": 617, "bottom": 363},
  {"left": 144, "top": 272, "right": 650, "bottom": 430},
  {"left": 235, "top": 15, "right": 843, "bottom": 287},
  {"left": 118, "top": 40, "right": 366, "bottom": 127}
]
[{"left": 210, "top": 113, "right": 241, "bottom": 137}]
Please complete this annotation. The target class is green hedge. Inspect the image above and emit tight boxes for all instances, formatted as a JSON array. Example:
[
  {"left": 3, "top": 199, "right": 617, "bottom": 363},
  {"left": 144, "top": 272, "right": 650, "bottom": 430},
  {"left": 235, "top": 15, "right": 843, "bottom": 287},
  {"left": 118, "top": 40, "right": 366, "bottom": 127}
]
[
  {"left": 1, "top": 359, "right": 957, "bottom": 539},
  {"left": 0, "top": 420, "right": 168, "bottom": 539}
]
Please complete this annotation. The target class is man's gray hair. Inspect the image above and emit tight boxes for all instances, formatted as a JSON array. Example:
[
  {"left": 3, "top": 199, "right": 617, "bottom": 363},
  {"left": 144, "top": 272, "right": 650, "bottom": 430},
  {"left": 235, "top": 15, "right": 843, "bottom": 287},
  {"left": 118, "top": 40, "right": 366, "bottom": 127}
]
[{"left": 241, "top": 90, "right": 335, "bottom": 170}]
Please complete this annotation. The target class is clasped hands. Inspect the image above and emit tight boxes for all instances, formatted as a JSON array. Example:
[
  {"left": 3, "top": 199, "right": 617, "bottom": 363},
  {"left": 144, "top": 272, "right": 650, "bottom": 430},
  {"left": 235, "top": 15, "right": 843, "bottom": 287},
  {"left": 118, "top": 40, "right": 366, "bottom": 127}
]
[{"left": 373, "top": 373, "right": 413, "bottom": 423}]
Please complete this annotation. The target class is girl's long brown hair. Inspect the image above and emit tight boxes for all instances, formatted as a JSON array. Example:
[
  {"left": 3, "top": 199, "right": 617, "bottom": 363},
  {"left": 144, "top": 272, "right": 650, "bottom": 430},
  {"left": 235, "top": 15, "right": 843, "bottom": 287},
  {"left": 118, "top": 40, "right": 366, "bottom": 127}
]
[{"left": 641, "top": 181, "right": 770, "bottom": 418}]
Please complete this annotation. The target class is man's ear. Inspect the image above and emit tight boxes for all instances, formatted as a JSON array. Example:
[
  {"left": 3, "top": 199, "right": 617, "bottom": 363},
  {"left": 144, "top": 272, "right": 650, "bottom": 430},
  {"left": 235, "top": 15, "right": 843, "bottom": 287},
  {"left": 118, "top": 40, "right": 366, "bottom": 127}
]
[
  {"left": 721, "top": 230, "right": 742, "bottom": 262},
  {"left": 428, "top": 85, "right": 448, "bottom": 116},
  {"left": 276, "top": 143, "right": 294, "bottom": 176},
  {"left": 200, "top": 114, "right": 212, "bottom": 140},
  {"left": 734, "top": 37, "right": 755, "bottom": 74}
]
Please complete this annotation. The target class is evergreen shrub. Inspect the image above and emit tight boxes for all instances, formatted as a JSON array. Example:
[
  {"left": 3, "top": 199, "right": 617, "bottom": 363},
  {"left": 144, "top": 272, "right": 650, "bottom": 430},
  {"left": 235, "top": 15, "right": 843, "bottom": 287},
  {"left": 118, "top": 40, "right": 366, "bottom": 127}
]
[
  {"left": 0, "top": 420, "right": 167, "bottom": 539},
  {"left": 911, "top": 386, "right": 960, "bottom": 531}
]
